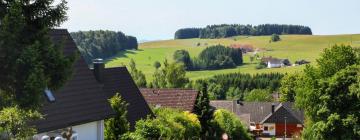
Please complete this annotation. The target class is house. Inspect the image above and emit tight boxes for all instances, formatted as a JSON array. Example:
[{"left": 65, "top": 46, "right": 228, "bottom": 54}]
[
  {"left": 32, "top": 29, "right": 152, "bottom": 140},
  {"left": 210, "top": 101, "right": 304, "bottom": 137},
  {"left": 262, "top": 57, "right": 291, "bottom": 68},
  {"left": 140, "top": 88, "right": 198, "bottom": 112}
]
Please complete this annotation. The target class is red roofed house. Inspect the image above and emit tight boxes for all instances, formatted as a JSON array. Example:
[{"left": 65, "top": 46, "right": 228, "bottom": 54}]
[
  {"left": 210, "top": 101, "right": 304, "bottom": 138},
  {"left": 140, "top": 88, "right": 199, "bottom": 112}
]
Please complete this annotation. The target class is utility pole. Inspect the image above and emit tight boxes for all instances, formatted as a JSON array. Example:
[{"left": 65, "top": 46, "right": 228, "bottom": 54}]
[{"left": 284, "top": 117, "right": 287, "bottom": 140}]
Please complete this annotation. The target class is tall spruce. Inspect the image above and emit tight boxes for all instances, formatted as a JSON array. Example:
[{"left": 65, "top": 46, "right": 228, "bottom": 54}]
[
  {"left": 194, "top": 83, "right": 214, "bottom": 139},
  {"left": 0, "top": 0, "right": 76, "bottom": 110}
]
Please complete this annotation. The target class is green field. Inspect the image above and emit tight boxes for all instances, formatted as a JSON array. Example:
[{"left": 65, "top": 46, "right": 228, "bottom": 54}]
[{"left": 106, "top": 34, "right": 360, "bottom": 81}]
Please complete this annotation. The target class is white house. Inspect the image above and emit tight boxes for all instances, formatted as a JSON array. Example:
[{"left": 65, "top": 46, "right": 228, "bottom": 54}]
[
  {"left": 31, "top": 29, "right": 152, "bottom": 140},
  {"left": 266, "top": 58, "right": 291, "bottom": 68}
]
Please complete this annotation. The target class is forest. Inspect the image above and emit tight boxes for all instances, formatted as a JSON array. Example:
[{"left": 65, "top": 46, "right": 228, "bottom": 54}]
[
  {"left": 174, "top": 45, "right": 243, "bottom": 70},
  {"left": 175, "top": 24, "right": 312, "bottom": 39},
  {"left": 71, "top": 30, "right": 138, "bottom": 64},
  {"left": 195, "top": 73, "right": 284, "bottom": 100}
]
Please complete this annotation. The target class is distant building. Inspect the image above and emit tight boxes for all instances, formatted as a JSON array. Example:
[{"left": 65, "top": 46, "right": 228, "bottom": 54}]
[
  {"left": 262, "top": 57, "right": 291, "bottom": 68},
  {"left": 140, "top": 88, "right": 198, "bottom": 112},
  {"left": 210, "top": 101, "right": 304, "bottom": 137},
  {"left": 32, "top": 29, "right": 152, "bottom": 140}
]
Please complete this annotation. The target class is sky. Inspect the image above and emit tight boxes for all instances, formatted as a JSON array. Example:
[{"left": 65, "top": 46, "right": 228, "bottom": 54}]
[{"left": 60, "top": 0, "right": 360, "bottom": 40}]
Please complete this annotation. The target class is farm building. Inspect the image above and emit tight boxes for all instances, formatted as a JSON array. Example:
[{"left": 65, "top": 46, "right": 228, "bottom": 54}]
[
  {"left": 261, "top": 57, "right": 291, "bottom": 68},
  {"left": 210, "top": 101, "right": 304, "bottom": 137}
]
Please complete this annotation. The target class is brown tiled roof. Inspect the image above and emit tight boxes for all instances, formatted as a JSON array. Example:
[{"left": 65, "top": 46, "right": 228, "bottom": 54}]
[
  {"left": 32, "top": 29, "right": 113, "bottom": 133},
  {"left": 103, "top": 68, "right": 153, "bottom": 129},
  {"left": 140, "top": 88, "right": 199, "bottom": 112}
]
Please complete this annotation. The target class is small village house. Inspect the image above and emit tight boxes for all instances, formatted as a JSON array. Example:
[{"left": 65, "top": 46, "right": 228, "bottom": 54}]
[{"left": 210, "top": 101, "right": 304, "bottom": 137}]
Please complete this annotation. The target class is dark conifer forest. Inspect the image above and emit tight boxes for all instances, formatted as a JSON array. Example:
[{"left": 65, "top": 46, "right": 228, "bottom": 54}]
[
  {"left": 71, "top": 30, "right": 138, "bottom": 64},
  {"left": 175, "top": 24, "right": 312, "bottom": 39}
]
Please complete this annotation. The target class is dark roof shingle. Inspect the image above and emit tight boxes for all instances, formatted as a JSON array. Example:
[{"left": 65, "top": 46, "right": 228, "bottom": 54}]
[
  {"left": 32, "top": 29, "right": 113, "bottom": 133},
  {"left": 103, "top": 68, "right": 153, "bottom": 129}
]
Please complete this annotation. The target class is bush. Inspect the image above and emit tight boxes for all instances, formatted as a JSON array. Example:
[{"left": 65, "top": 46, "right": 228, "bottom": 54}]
[
  {"left": 211, "top": 109, "right": 252, "bottom": 140},
  {"left": 271, "top": 34, "right": 281, "bottom": 42},
  {"left": 244, "top": 89, "right": 273, "bottom": 102},
  {"left": 256, "top": 62, "right": 267, "bottom": 69},
  {"left": 128, "top": 108, "right": 201, "bottom": 140}
]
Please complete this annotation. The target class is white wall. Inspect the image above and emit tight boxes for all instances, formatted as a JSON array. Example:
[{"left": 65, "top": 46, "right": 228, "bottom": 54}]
[
  {"left": 262, "top": 123, "right": 276, "bottom": 136},
  {"left": 34, "top": 120, "right": 104, "bottom": 140},
  {"left": 267, "top": 62, "right": 282, "bottom": 68}
]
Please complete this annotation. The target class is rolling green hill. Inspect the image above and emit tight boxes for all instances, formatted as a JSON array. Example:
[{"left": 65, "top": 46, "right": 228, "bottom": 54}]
[{"left": 106, "top": 34, "right": 360, "bottom": 81}]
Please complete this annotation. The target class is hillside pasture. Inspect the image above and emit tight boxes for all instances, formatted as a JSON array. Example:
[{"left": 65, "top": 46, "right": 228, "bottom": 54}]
[{"left": 106, "top": 34, "right": 360, "bottom": 81}]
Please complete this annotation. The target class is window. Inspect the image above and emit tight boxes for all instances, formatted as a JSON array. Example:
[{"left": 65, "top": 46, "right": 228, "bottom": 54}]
[
  {"left": 41, "top": 135, "right": 50, "bottom": 140},
  {"left": 44, "top": 88, "right": 56, "bottom": 102},
  {"left": 264, "top": 126, "right": 268, "bottom": 131}
]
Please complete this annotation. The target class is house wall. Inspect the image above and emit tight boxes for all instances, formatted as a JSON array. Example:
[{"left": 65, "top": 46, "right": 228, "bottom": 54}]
[
  {"left": 262, "top": 123, "right": 276, "bottom": 136},
  {"left": 275, "top": 123, "right": 303, "bottom": 137},
  {"left": 267, "top": 62, "right": 281, "bottom": 68},
  {"left": 34, "top": 120, "right": 104, "bottom": 140}
]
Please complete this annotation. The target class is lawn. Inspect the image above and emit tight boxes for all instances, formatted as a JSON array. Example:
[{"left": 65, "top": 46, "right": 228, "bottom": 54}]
[{"left": 106, "top": 34, "right": 360, "bottom": 81}]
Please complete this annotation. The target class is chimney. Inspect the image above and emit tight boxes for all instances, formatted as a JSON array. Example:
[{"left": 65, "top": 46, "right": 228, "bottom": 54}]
[
  {"left": 271, "top": 103, "right": 275, "bottom": 113},
  {"left": 93, "top": 58, "right": 104, "bottom": 83}
]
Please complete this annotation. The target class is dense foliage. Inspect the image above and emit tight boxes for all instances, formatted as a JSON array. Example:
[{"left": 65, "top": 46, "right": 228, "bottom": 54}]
[
  {"left": 193, "top": 83, "right": 215, "bottom": 139},
  {"left": 174, "top": 28, "right": 201, "bottom": 39},
  {"left": 124, "top": 108, "right": 201, "bottom": 140},
  {"left": 175, "top": 24, "right": 312, "bottom": 39},
  {"left": 211, "top": 109, "right": 252, "bottom": 140},
  {"left": 0, "top": 106, "right": 42, "bottom": 139},
  {"left": 71, "top": 30, "right": 138, "bottom": 64},
  {"left": 270, "top": 34, "right": 281, "bottom": 42},
  {"left": 279, "top": 44, "right": 360, "bottom": 139},
  {"left": 0, "top": 0, "right": 76, "bottom": 110},
  {"left": 173, "top": 50, "right": 192, "bottom": 70},
  {"left": 196, "top": 73, "right": 283, "bottom": 100},
  {"left": 105, "top": 93, "right": 129, "bottom": 140},
  {"left": 175, "top": 45, "right": 243, "bottom": 71},
  {"left": 150, "top": 60, "right": 189, "bottom": 88},
  {"left": 244, "top": 89, "right": 273, "bottom": 102},
  {"left": 129, "top": 59, "right": 147, "bottom": 87}
]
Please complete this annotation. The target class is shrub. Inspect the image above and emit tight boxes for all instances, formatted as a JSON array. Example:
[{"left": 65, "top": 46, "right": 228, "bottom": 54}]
[
  {"left": 211, "top": 109, "right": 252, "bottom": 140},
  {"left": 271, "top": 34, "right": 281, "bottom": 42}
]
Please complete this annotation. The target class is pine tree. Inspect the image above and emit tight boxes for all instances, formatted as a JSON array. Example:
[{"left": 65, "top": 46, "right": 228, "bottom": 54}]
[
  {"left": 0, "top": 0, "right": 76, "bottom": 110},
  {"left": 193, "top": 83, "right": 214, "bottom": 139}
]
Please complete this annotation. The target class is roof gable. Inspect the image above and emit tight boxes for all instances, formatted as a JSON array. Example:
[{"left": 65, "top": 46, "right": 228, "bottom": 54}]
[
  {"left": 260, "top": 103, "right": 303, "bottom": 124},
  {"left": 140, "top": 88, "right": 198, "bottom": 112},
  {"left": 32, "top": 29, "right": 113, "bottom": 133}
]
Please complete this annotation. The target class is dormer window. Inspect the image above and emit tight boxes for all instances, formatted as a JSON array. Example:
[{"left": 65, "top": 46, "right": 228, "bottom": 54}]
[{"left": 44, "top": 88, "right": 56, "bottom": 102}]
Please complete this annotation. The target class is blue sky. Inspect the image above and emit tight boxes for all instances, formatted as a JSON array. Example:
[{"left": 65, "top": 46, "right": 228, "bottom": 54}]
[{"left": 60, "top": 0, "right": 360, "bottom": 40}]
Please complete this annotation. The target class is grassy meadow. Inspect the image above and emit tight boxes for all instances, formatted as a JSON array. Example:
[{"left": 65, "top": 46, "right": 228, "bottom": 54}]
[{"left": 106, "top": 34, "right": 360, "bottom": 81}]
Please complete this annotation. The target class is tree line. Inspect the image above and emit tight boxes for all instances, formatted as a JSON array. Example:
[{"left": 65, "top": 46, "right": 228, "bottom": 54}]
[
  {"left": 174, "top": 45, "right": 243, "bottom": 70},
  {"left": 194, "top": 73, "right": 284, "bottom": 100},
  {"left": 70, "top": 30, "right": 138, "bottom": 64},
  {"left": 175, "top": 24, "right": 312, "bottom": 39}
]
